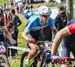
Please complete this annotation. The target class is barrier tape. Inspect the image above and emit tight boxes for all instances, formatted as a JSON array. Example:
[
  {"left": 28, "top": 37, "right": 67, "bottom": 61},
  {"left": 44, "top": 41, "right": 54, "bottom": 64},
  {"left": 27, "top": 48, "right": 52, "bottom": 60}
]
[{"left": 8, "top": 46, "right": 30, "bottom": 51}]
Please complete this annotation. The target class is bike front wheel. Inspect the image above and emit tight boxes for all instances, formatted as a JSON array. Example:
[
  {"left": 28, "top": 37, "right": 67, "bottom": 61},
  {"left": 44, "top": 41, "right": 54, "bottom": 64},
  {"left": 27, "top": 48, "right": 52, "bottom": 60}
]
[
  {"left": 20, "top": 51, "right": 40, "bottom": 67},
  {"left": 20, "top": 51, "right": 29, "bottom": 67}
]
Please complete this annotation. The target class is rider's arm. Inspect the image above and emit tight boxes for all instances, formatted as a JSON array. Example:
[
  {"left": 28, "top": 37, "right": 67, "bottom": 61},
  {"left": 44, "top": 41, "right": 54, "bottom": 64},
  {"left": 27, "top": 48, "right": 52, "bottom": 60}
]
[
  {"left": 22, "top": 16, "right": 38, "bottom": 41},
  {"left": 51, "top": 26, "right": 70, "bottom": 55},
  {"left": 2, "top": 26, "right": 16, "bottom": 45},
  {"left": 22, "top": 31, "right": 36, "bottom": 44},
  {"left": 22, "top": 22, "right": 33, "bottom": 41},
  {"left": 22, "top": 31, "right": 31, "bottom": 41},
  {"left": 22, "top": 21, "right": 35, "bottom": 42}
]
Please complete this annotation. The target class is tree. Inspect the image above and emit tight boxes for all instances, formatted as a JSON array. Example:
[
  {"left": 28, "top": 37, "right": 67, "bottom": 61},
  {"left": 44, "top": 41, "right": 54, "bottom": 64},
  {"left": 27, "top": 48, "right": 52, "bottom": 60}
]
[{"left": 66, "top": 0, "right": 73, "bottom": 21}]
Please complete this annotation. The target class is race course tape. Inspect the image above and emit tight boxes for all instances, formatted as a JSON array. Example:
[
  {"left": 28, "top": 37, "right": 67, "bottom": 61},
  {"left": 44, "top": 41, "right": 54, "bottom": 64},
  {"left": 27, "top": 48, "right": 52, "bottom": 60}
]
[{"left": 8, "top": 46, "right": 30, "bottom": 51}]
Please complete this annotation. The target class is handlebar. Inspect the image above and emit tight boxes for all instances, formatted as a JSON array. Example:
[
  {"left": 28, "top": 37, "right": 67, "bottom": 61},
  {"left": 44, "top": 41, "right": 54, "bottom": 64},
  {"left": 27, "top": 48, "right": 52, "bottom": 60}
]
[{"left": 36, "top": 41, "right": 52, "bottom": 45}]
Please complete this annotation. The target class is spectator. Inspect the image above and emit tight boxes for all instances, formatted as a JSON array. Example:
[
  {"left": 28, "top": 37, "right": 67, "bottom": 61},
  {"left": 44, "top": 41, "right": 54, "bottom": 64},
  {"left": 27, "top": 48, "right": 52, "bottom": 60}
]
[
  {"left": 55, "top": 6, "right": 67, "bottom": 31},
  {"left": 22, "top": 5, "right": 33, "bottom": 20},
  {"left": 16, "top": 6, "right": 19, "bottom": 13},
  {"left": 5, "top": 12, "right": 14, "bottom": 34},
  {"left": 0, "top": 8, "right": 16, "bottom": 45},
  {"left": 3, "top": 3, "right": 8, "bottom": 14},
  {"left": 10, "top": 9, "right": 22, "bottom": 57}
]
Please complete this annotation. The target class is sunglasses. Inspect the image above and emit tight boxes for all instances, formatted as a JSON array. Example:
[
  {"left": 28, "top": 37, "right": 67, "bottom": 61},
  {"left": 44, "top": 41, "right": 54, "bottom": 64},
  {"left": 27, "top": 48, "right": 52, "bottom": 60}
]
[{"left": 42, "top": 15, "right": 50, "bottom": 18}]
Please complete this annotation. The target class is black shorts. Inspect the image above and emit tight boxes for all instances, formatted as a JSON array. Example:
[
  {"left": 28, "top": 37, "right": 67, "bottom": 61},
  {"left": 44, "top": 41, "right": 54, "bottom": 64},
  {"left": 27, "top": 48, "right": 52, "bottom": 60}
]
[{"left": 30, "top": 30, "right": 45, "bottom": 41}]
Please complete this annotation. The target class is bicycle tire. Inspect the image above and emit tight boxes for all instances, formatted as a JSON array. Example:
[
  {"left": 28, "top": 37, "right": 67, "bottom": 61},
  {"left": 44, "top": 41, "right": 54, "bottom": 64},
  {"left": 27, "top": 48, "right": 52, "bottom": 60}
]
[
  {"left": 39, "top": 56, "right": 48, "bottom": 67},
  {"left": 40, "top": 52, "right": 55, "bottom": 67},
  {"left": 20, "top": 51, "right": 29, "bottom": 67},
  {"left": 20, "top": 51, "right": 39, "bottom": 67},
  {"left": 41, "top": 61, "right": 48, "bottom": 67},
  {"left": 0, "top": 54, "right": 10, "bottom": 67},
  {"left": 40, "top": 60, "right": 55, "bottom": 67}
]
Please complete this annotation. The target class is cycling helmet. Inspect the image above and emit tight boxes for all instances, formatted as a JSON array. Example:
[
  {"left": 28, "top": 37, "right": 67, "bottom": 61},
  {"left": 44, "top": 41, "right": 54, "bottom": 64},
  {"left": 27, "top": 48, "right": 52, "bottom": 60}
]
[
  {"left": 38, "top": 6, "right": 52, "bottom": 16},
  {"left": 0, "top": 8, "right": 3, "bottom": 17}
]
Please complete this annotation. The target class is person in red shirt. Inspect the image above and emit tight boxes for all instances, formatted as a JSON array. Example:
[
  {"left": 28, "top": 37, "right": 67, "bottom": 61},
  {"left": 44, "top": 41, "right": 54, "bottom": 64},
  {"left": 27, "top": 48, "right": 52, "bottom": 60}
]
[{"left": 0, "top": 8, "right": 16, "bottom": 45}]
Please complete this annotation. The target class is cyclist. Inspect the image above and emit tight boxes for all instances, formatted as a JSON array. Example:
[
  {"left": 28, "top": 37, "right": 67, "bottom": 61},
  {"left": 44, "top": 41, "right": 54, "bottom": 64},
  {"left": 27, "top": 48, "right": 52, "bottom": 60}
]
[
  {"left": 22, "top": 5, "right": 57, "bottom": 67},
  {"left": 22, "top": 5, "right": 33, "bottom": 20},
  {"left": 0, "top": 8, "right": 16, "bottom": 45},
  {"left": 52, "top": 18, "right": 75, "bottom": 67}
]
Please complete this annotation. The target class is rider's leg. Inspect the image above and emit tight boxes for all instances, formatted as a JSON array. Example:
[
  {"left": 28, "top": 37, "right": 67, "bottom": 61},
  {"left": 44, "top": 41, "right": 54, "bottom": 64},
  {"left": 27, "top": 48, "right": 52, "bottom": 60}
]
[
  {"left": 27, "top": 43, "right": 39, "bottom": 59},
  {"left": 25, "top": 43, "right": 39, "bottom": 66}
]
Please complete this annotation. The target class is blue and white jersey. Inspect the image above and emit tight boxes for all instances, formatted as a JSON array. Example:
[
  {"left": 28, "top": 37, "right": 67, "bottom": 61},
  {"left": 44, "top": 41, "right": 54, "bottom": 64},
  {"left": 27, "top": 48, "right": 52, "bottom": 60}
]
[{"left": 24, "top": 15, "right": 55, "bottom": 32}]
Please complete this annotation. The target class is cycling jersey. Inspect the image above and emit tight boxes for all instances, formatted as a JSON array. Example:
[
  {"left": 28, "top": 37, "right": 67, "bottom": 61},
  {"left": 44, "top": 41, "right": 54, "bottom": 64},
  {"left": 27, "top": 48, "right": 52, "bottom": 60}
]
[
  {"left": 24, "top": 15, "right": 55, "bottom": 32},
  {"left": 67, "top": 23, "right": 75, "bottom": 34}
]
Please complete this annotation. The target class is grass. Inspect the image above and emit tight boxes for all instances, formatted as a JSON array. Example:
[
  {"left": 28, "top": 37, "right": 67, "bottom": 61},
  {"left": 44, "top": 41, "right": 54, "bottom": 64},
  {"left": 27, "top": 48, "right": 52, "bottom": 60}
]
[
  {"left": 0, "top": 0, "right": 9, "bottom": 5},
  {"left": 8, "top": 54, "right": 23, "bottom": 67}
]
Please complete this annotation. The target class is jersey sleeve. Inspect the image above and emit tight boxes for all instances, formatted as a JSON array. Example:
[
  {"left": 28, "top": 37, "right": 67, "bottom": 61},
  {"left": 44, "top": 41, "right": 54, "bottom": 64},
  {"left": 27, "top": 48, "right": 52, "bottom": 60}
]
[
  {"left": 68, "top": 23, "right": 75, "bottom": 34},
  {"left": 24, "top": 16, "right": 38, "bottom": 32},
  {"left": 24, "top": 21, "right": 33, "bottom": 32}
]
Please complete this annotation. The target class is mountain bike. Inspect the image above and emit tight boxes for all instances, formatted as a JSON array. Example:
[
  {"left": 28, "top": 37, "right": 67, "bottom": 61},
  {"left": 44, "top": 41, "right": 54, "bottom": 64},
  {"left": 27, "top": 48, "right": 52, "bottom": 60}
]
[
  {"left": 20, "top": 41, "right": 53, "bottom": 67},
  {"left": 0, "top": 31, "right": 10, "bottom": 67}
]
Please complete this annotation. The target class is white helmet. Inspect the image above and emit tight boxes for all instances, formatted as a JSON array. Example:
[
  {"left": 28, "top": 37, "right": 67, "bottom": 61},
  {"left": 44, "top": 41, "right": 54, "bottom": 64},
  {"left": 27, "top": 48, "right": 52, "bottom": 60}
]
[{"left": 38, "top": 6, "right": 52, "bottom": 16}]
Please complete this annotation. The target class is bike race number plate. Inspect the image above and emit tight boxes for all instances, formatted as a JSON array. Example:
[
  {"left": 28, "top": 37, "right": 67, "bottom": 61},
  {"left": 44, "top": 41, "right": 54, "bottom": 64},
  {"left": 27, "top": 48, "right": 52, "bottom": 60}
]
[{"left": 0, "top": 45, "right": 6, "bottom": 53}]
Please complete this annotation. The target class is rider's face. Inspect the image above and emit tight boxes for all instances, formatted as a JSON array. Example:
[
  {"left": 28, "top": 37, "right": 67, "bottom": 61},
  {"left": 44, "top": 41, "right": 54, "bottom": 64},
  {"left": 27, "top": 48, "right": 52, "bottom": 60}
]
[{"left": 41, "top": 15, "right": 50, "bottom": 23}]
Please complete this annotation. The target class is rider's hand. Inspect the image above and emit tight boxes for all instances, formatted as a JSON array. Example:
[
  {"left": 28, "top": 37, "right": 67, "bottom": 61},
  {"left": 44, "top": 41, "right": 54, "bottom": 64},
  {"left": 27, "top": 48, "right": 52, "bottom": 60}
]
[
  {"left": 28, "top": 38, "right": 36, "bottom": 44},
  {"left": 51, "top": 55, "right": 60, "bottom": 64}
]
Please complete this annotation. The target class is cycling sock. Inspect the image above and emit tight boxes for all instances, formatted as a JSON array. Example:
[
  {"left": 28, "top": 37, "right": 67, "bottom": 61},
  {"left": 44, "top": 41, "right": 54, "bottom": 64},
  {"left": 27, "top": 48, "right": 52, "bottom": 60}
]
[{"left": 25, "top": 59, "right": 30, "bottom": 66}]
